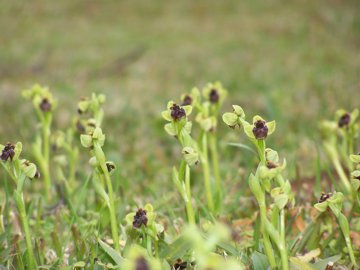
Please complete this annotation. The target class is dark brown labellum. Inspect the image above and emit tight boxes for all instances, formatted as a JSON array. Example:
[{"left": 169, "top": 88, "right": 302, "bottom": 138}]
[
  {"left": 76, "top": 121, "right": 85, "bottom": 134},
  {"left": 318, "top": 192, "right": 332, "bottom": 203},
  {"left": 173, "top": 259, "right": 187, "bottom": 270},
  {"left": 181, "top": 95, "right": 192, "bottom": 106},
  {"left": 338, "top": 113, "right": 350, "bottom": 128},
  {"left": 170, "top": 104, "right": 186, "bottom": 121},
  {"left": 34, "top": 170, "right": 41, "bottom": 179},
  {"left": 1, "top": 143, "right": 15, "bottom": 161},
  {"left": 106, "top": 163, "right": 115, "bottom": 173},
  {"left": 266, "top": 161, "right": 278, "bottom": 169},
  {"left": 252, "top": 120, "right": 268, "bottom": 139},
  {"left": 209, "top": 89, "right": 219, "bottom": 103},
  {"left": 87, "top": 122, "right": 96, "bottom": 128},
  {"left": 325, "top": 262, "right": 333, "bottom": 270},
  {"left": 39, "top": 98, "right": 52, "bottom": 112},
  {"left": 135, "top": 257, "right": 149, "bottom": 270},
  {"left": 133, "top": 208, "right": 148, "bottom": 228}
]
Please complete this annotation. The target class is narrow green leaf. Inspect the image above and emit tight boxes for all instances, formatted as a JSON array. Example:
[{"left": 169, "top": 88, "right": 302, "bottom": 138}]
[{"left": 98, "top": 239, "right": 123, "bottom": 266}]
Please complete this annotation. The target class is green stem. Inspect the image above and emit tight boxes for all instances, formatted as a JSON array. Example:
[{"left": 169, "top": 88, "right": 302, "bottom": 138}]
[
  {"left": 209, "top": 133, "right": 222, "bottom": 206},
  {"left": 259, "top": 202, "right": 277, "bottom": 269},
  {"left": 94, "top": 143, "right": 120, "bottom": 252},
  {"left": 324, "top": 142, "right": 351, "bottom": 194},
  {"left": 332, "top": 156, "right": 351, "bottom": 194},
  {"left": 201, "top": 133, "right": 215, "bottom": 213},
  {"left": 254, "top": 139, "right": 277, "bottom": 268},
  {"left": 346, "top": 133, "right": 354, "bottom": 172},
  {"left": 15, "top": 192, "right": 37, "bottom": 269},
  {"left": 344, "top": 236, "right": 357, "bottom": 268},
  {"left": 279, "top": 209, "right": 289, "bottom": 270},
  {"left": 184, "top": 165, "right": 195, "bottom": 224},
  {"left": 337, "top": 213, "right": 358, "bottom": 267},
  {"left": 146, "top": 234, "right": 152, "bottom": 256},
  {"left": 42, "top": 120, "right": 52, "bottom": 201},
  {"left": 256, "top": 139, "right": 266, "bottom": 165},
  {"left": 103, "top": 169, "right": 120, "bottom": 252}
]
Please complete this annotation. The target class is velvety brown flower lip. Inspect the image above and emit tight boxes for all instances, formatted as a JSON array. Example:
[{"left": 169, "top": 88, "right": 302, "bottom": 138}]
[
  {"left": 106, "top": 162, "right": 115, "bottom": 172},
  {"left": 325, "top": 261, "right": 334, "bottom": 270},
  {"left": 318, "top": 192, "right": 332, "bottom": 203},
  {"left": 39, "top": 98, "right": 52, "bottom": 112},
  {"left": 76, "top": 120, "right": 86, "bottom": 133},
  {"left": 181, "top": 95, "right": 192, "bottom": 106},
  {"left": 34, "top": 170, "right": 41, "bottom": 179},
  {"left": 170, "top": 104, "right": 186, "bottom": 121},
  {"left": 133, "top": 208, "right": 148, "bottom": 228},
  {"left": 1, "top": 143, "right": 15, "bottom": 161},
  {"left": 266, "top": 161, "right": 278, "bottom": 169},
  {"left": 338, "top": 113, "right": 350, "bottom": 128},
  {"left": 135, "top": 257, "right": 149, "bottom": 270},
  {"left": 209, "top": 89, "right": 219, "bottom": 103},
  {"left": 173, "top": 259, "right": 187, "bottom": 270},
  {"left": 252, "top": 120, "right": 268, "bottom": 139}
]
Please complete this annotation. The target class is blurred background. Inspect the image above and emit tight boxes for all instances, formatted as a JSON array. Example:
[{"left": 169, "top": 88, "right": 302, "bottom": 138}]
[{"left": 0, "top": 1, "right": 359, "bottom": 198}]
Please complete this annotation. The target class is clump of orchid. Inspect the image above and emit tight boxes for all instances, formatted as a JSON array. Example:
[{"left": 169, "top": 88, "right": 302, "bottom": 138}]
[
  {"left": 125, "top": 203, "right": 164, "bottom": 257},
  {"left": 320, "top": 109, "right": 359, "bottom": 195},
  {"left": 162, "top": 100, "right": 197, "bottom": 223},
  {"left": 22, "top": 84, "right": 57, "bottom": 201},
  {"left": 77, "top": 93, "right": 106, "bottom": 128},
  {"left": 314, "top": 191, "right": 358, "bottom": 268},
  {"left": 223, "top": 105, "right": 293, "bottom": 270},
  {"left": 194, "top": 82, "right": 227, "bottom": 212},
  {"left": 165, "top": 82, "right": 228, "bottom": 215},
  {"left": 79, "top": 94, "right": 121, "bottom": 252},
  {"left": 0, "top": 142, "right": 40, "bottom": 269}
]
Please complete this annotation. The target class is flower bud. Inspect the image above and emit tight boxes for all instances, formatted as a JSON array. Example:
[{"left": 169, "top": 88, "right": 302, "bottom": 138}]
[
  {"left": 78, "top": 98, "right": 89, "bottom": 114},
  {"left": 80, "top": 134, "right": 93, "bottom": 148}
]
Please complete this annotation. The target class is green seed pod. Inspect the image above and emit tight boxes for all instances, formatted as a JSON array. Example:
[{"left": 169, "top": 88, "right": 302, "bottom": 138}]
[
  {"left": 222, "top": 112, "right": 238, "bottom": 128},
  {"left": 337, "top": 213, "right": 350, "bottom": 236},
  {"left": 80, "top": 134, "right": 92, "bottom": 148},
  {"left": 20, "top": 160, "right": 37, "bottom": 179}
]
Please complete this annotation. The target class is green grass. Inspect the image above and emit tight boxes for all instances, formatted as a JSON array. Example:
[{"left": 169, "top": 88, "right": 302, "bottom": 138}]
[{"left": 1, "top": 1, "right": 359, "bottom": 178}]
